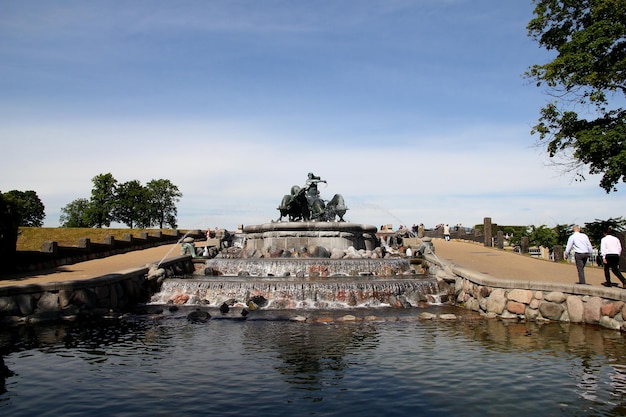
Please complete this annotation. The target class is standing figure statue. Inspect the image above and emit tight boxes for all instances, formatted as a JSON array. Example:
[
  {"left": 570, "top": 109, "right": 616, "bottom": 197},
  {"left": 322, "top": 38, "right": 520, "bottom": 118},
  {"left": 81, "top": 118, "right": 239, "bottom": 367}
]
[{"left": 277, "top": 173, "right": 347, "bottom": 222}]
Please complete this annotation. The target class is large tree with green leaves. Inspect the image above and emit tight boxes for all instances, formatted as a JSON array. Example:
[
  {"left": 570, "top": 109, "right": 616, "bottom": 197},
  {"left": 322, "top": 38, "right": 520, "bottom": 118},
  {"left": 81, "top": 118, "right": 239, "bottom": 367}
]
[
  {"left": 0, "top": 192, "right": 20, "bottom": 268},
  {"left": 528, "top": 224, "right": 558, "bottom": 248},
  {"left": 2, "top": 190, "right": 46, "bottom": 227},
  {"left": 145, "top": 179, "right": 182, "bottom": 229},
  {"left": 583, "top": 216, "right": 626, "bottom": 246},
  {"left": 84, "top": 173, "right": 117, "bottom": 228},
  {"left": 61, "top": 173, "right": 182, "bottom": 228},
  {"left": 113, "top": 180, "right": 151, "bottom": 228},
  {"left": 60, "top": 198, "right": 92, "bottom": 227},
  {"left": 526, "top": 0, "right": 626, "bottom": 192}
]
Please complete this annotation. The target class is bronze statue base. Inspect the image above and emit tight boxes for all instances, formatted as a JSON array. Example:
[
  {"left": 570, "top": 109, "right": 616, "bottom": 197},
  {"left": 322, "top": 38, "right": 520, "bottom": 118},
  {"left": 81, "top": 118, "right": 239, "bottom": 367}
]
[{"left": 243, "top": 221, "right": 378, "bottom": 252}]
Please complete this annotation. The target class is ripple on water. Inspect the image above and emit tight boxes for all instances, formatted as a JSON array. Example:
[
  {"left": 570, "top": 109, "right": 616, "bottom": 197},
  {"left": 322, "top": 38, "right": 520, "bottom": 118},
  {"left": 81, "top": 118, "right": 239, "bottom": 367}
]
[{"left": 1, "top": 309, "right": 626, "bottom": 417}]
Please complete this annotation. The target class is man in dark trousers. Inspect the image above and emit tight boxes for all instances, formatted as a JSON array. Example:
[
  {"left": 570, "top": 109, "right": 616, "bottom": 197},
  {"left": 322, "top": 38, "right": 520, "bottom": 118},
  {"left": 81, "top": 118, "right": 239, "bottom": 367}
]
[{"left": 600, "top": 229, "right": 626, "bottom": 288}]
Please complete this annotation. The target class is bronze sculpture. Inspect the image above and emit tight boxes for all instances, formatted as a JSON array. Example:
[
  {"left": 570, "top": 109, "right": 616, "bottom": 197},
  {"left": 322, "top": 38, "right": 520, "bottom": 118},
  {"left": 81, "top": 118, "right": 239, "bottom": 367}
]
[{"left": 277, "top": 173, "right": 347, "bottom": 222}]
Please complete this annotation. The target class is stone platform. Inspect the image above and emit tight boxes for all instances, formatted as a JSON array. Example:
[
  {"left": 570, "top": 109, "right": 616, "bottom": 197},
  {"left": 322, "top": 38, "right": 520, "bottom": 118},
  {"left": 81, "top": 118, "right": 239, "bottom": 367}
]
[{"left": 243, "top": 222, "right": 378, "bottom": 252}]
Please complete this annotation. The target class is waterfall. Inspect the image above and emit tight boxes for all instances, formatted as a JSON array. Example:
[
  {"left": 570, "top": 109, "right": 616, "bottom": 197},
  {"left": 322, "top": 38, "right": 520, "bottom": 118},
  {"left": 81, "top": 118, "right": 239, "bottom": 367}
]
[
  {"left": 203, "top": 258, "right": 414, "bottom": 277},
  {"left": 150, "top": 276, "right": 440, "bottom": 309}
]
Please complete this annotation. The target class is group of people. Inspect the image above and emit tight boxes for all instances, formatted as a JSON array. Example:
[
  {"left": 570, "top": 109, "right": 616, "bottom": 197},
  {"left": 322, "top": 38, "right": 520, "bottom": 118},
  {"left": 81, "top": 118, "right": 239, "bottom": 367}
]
[
  {"left": 206, "top": 227, "right": 218, "bottom": 240},
  {"left": 565, "top": 225, "right": 626, "bottom": 288},
  {"left": 433, "top": 223, "right": 463, "bottom": 241}
]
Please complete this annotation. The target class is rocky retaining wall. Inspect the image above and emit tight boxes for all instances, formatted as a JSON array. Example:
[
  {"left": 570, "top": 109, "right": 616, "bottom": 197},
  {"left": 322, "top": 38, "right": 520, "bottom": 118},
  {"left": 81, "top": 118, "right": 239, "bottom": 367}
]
[
  {"left": 424, "top": 254, "right": 626, "bottom": 332},
  {"left": 0, "top": 255, "right": 194, "bottom": 325}
]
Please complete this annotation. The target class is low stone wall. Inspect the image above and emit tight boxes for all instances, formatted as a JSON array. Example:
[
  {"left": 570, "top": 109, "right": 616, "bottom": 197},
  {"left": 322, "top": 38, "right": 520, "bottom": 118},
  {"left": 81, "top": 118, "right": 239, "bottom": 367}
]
[
  {"left": 0, "top": 255, "right": 194, "bottom": 325},
  {"left": 11, "top": 230, "right": 206, "bottom": 274},
  {"left": 424, "top": 254, "right": 626, "bottom": 332}
]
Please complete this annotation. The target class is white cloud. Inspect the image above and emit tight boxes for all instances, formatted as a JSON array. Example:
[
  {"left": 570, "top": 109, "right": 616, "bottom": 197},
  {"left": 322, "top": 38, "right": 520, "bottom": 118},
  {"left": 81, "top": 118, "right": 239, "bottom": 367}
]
[{"left": 1, "top": 1, "right": 624, "bottom": 232}]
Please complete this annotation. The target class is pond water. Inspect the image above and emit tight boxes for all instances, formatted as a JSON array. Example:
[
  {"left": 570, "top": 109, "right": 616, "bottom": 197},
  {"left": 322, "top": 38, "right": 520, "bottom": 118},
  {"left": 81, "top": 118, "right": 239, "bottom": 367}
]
[{"left": 1, "top": 305, "right": 625, "bottom": 417}]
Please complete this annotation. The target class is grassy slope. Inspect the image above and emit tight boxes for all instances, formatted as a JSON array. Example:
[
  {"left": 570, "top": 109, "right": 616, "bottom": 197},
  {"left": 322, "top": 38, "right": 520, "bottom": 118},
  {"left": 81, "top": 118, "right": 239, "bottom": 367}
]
[{"left": 16, "top": 227, "right": 182, "bottom": 251}]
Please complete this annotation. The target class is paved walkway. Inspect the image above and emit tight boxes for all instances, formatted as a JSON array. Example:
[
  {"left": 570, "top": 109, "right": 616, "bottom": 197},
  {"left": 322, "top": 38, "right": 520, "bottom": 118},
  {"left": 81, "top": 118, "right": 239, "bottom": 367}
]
[
  {"left": 1, "top": 244, "right": 186, "bottom": 287},
  {"left": 433, "top": 238, "right": 608, "bottom": 286},
  {"left": 0, "top": 239, "right": 615, "bottom": 288}
]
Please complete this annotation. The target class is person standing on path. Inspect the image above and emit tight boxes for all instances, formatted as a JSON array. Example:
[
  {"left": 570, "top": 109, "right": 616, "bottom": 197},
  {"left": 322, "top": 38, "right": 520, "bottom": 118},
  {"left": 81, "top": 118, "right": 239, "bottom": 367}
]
[
  {"left": 565, "top": 225, "right": 594, "bottom": 285},
  {"left": 600, "top": 229, "right": 626, "bottom": 288},
  {"left": 443, "top": 224, "right": 451, "bottom": 241}
]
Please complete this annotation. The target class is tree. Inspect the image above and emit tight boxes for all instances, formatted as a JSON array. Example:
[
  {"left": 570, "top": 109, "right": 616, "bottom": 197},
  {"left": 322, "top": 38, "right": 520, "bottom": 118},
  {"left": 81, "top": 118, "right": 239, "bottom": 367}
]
[
  {"left": 0, "top": 192, "right": 20, "bottom": 269},
  {"left": 145, "top": 179, "right": 182, "bottom": 229},
  {"left": 85, "top": 173, "right": 117, "bottom": 228},
  {"left": 60, "top": 198, "right": 92, "bottom": 227},
  {"left": 554, "top": 223, "right": 572, "bottom": 246},
  {"left": 583, "top": 216, "right": 626, "bottom": 246},
  {"left": 61, "top": 173, "right": 182, "bottom": 229},
  {"left": 113, "top": 180, "right": 151, "bottom": 229},
  {"left": 2, "top": 190, "right": 45, "bottom": 227},
  {"left": 526, "top": 0, "right": 626, "bottom": 192},
  {"left": 528, "top": 224, "right": 558, "bottom": 248}
]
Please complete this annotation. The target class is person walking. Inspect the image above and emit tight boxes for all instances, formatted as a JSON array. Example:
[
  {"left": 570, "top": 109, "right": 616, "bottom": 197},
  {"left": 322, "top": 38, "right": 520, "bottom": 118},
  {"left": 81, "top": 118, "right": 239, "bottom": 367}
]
[
  {"left": 443, "top": 224, "right": 451, "bottom": 241},
  {"left": 600, "top": 229, "right": 626, "bottom": 288},
  {"left": 565, "top": 225, "right": 593, "bottom": 285}
]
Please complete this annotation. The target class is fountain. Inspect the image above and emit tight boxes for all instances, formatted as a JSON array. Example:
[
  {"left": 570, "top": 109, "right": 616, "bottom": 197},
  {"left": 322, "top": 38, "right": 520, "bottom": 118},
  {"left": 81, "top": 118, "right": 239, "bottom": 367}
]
[{"left": 151, "top": 173, "right": 442, "bottom": 309}]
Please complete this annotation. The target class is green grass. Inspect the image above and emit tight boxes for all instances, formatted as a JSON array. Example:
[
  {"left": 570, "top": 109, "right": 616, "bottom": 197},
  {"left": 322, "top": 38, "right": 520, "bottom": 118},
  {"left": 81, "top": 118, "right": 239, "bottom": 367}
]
[{"left": 17, "top": 227, "right": 183, "bottom": 251}]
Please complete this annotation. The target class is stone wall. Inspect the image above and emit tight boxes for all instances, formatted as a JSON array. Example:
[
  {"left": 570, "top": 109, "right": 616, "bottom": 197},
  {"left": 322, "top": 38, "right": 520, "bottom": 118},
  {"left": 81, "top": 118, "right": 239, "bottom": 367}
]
[
  {"left": 10, "top": 230, "right": 206, "bottom": 274},
  {"left": 0, "top": 255, "right": 194, "bottom": 325},
  {"left": 424, "top": 254, "right": 626, "bottom": 332}
]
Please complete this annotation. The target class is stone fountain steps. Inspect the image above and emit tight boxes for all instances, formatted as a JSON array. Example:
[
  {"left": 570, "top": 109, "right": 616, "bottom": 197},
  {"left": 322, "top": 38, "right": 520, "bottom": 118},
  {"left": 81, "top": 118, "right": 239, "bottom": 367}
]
[
  {"left": 203, "top": 257, "right": 414, "bottom": 278},
  {"left": 151, "top": 276, "right": 441, "bottom": 309}
]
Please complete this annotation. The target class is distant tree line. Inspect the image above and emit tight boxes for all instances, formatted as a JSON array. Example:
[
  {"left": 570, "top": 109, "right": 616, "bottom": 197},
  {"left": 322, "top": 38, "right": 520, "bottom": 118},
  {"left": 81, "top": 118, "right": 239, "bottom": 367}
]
[
  {"left": 493, "top": 218, "right": 626, "bottom": 250},
  {"left": 0, "top": 174, "right": 181, "bottom": 270},
  {"left": 60, "top": 173, "right": 183, "bottom": 229}
]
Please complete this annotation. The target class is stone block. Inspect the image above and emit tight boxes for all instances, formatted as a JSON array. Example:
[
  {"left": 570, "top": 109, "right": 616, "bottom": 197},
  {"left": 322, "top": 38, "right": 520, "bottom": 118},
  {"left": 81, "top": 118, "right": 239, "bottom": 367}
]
[
  {"left": 584, "top": 296, "right": 603, "bottom": 324},
  {"left": 538, "top": 301, "right": 564, "bottom": 320},
  {"left": 486, "top": 288, "right": 506, "bottom": 314},
  {"left": 36, "top": 292, "right": 59, "bottom": 312},
  {"left": 508, "top": 289, "right": 533, "bottom": 304},
  {"left": 16, "top": 294, "right": 34, "bottom": 315},
  {"left": 506, "top": 300, "right": 526, "bottom": 315},
  {"left": 566, "top": 295, "right": 584, "bottom": 323}
]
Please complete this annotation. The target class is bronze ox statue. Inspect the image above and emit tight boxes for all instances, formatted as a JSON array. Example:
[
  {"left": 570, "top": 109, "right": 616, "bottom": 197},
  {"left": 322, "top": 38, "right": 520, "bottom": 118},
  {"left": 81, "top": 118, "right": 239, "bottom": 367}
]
[{"left": 277, "top": 173, "right": 347, "bottom": 222}]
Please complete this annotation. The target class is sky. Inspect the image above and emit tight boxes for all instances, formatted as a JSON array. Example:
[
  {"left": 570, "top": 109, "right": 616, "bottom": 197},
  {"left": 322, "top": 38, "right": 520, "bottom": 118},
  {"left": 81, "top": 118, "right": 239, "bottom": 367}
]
[{"left": 1, "top": 0, "right": 624, "bottom": 232}]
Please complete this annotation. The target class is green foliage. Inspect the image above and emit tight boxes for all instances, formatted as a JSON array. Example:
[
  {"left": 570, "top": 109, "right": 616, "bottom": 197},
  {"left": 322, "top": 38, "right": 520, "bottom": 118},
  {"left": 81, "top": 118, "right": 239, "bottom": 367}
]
[
  {"left": 60, "top": 198, "right": 92, "bottom": 228},
  {"left": 527, "top": 224, "right": 558, "bottom": 248},
  {"left": 84, "top": 173, "right": 117, "bottom": 228},
  {"left": 496, "top": 219, "right": 624, "bottom": 250},
  {"left": 526, "top": 0, "right": 626, "bottom": 192},
  {"left": 113, "top": 180, "right": 151, "bottom": 229},
  {"left": 0, "top": 192, "right": 20, "bottom": 267},
  {"left": 145, "top": 179, "right": 182, "bottom": 229},
  {"left": 61, "top": 173, "right": 183, "bottom": 229},
  {"left": 2, "top": 190, "right": 45, "bottom": 227},
  {"left": 583, "top": 216, "right": 626, "bottom": 246},
  {"left": 554, "top": 223, "right": 572, "bottom": 246},
  {"left": 498, "top": 226, "right": 527, "bottom": 246}
]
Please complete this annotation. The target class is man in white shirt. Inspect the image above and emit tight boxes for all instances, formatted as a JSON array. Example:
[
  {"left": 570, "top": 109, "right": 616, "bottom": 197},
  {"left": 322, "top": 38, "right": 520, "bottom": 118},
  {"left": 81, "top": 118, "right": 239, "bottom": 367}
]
[
  {"left": 565, "top": 225, "right": 594, "bottom": 285},
  {"left": 600, "top": 229, "right": 626, "bottom": 288},
  {"left": 443, "top": 224, "right": 450, "bottom": 241}
]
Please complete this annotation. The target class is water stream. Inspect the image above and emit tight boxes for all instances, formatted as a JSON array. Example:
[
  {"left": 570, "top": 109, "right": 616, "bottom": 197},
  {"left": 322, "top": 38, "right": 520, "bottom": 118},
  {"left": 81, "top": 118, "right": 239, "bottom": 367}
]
[{"left": 150, "top": 275, "right": 440, "bottom": 309}]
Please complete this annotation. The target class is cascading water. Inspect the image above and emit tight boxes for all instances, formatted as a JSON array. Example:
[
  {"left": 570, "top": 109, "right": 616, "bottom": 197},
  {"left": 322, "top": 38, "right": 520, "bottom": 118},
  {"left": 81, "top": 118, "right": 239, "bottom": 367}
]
[
  {"left": 203, "top": 257, "right": 413, "bottom": 277},
  {"left": 150, "top": 276, "right": 441, "bottom": 309}
]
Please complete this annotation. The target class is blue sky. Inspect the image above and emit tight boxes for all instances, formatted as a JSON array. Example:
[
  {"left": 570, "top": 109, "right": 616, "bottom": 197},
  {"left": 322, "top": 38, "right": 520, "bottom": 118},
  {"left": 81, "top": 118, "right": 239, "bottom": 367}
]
[{"left": 1, "top": 0, "right": 624, "bottom": 231}]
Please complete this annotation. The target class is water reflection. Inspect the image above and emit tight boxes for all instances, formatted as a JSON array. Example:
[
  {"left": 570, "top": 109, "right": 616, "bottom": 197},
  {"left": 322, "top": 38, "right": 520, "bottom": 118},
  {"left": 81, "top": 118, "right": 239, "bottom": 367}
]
[
  {"left": 242, "top": 320, "right": 380, "bottom": 393},
  {"left": 1, "top": 310, "right": 626, "bottom": 416}
]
